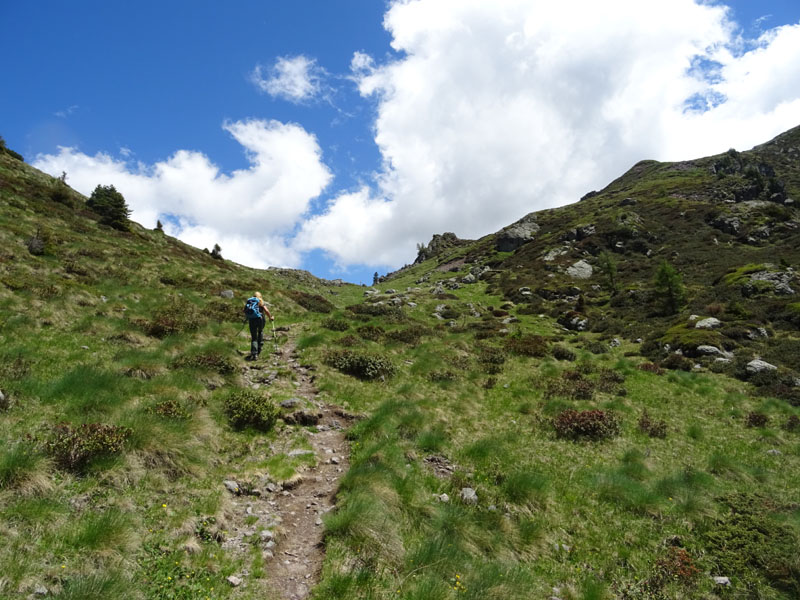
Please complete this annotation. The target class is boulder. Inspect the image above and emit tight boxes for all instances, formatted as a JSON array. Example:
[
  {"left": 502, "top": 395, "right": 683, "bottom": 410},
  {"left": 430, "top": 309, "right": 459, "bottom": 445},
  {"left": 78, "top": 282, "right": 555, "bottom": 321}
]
[
  {"left": 543, "top": 247, "right": 568, "bottom": 261},
  {"left": 745, "top": 270, "right": 796, "bottom": 296},
  {"left": 712, "top": 576, "right": 731, "bottom": 587},
  {"left": 460, "top": 487, "right": 478, "bottom": 505},
  {"left": 461, "top": 273, "right": 477, "bottom": 284},
  {"left": 280, "top": 397, "right": 302, "bottom": 408},
  {"left": 746, "top": 359, "right": 777, "bottom": 375},
  {"left": 695, "top": 317, "right": 721, "bottom": 329},
  {"left": 710, "top": 216, "right": 741, "bottom": 235},
  {"left": 566, "top": 260, "right": 593, "bottom": 279},
  {"left": 219, "top": 289, "right": 234, "bottom": 299},
  {"left": 223, "top": 480, "right": 241, "bottom": 495}
]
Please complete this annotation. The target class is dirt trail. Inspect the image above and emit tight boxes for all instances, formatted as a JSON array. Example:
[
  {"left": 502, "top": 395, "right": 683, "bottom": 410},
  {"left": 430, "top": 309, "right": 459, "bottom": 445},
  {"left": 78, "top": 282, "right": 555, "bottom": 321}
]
[{"left": 229, "top": 328, "right": 351, "bottom": 599}]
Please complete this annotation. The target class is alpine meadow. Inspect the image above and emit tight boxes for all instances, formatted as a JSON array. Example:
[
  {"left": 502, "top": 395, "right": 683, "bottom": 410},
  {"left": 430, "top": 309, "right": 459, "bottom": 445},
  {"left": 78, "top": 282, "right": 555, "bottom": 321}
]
[{"left": 2, "top": 120, "right": 800, "bottom": 599}]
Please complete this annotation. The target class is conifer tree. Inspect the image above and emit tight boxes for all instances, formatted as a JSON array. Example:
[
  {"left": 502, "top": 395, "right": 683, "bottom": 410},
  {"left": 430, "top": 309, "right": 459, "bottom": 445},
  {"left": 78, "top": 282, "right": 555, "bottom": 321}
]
[
  {"left": 87, "top": 184, "right": 131, "bottom": 231},
  {"left": 598, "top": 251, "right": 619, "bottom": 295},
  {"left": 653, "top": 260, "right": 686, "bottom": 315}
]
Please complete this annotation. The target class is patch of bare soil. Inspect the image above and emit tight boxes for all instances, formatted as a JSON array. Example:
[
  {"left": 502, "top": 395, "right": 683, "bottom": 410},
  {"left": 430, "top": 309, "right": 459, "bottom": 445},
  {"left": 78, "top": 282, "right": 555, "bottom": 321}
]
[{"left": 224, "top": 329, "right": 352, "bottom": 599}]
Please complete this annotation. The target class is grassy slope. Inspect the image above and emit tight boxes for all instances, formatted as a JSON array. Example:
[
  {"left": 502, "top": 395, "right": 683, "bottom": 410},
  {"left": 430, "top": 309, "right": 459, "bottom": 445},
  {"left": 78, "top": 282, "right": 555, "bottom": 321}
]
[
  {"left": 1, "top": 127, "right": 799, "bottom": 600},
  {"left": 0, "top": 153, "right": 345, "bottom": 599}
]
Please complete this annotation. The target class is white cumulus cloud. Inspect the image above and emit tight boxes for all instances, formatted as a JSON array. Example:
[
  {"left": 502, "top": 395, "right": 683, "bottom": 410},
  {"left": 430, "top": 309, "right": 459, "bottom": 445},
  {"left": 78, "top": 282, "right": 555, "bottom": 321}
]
[
  {"left": 33, "top": 119, "right": 332, "bottom": 268},
  {"left": 251, "top": 55, "right": 326, "bottom": 103},
  {"left": 297, "top": 0, "right": 800, "bottom": 268}
]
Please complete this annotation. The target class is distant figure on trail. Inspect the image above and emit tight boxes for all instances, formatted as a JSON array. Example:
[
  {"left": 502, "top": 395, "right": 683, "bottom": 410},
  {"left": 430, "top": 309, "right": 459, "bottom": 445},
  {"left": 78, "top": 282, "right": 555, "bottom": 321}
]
[{"left": 244, "top": 291, "right": 274, "bottom": 360}]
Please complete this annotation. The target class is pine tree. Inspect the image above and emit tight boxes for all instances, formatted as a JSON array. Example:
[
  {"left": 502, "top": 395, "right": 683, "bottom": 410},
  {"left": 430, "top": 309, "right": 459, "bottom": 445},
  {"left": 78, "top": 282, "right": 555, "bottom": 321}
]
[
  {"left": 653, "top": 260, "right": 686, "bottom": 315},
  {"left": 598, "top": 251, "right": 618, "bottom": 295},
  {"left": 87, "top": 184, "right": 131, "bottom": 231}
]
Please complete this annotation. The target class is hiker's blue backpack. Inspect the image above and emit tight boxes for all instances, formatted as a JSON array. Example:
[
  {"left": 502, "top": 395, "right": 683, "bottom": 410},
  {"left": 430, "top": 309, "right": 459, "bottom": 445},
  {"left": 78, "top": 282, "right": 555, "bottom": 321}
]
[{"left": 244, "top": 297, "right": 261, "bottom": 320}]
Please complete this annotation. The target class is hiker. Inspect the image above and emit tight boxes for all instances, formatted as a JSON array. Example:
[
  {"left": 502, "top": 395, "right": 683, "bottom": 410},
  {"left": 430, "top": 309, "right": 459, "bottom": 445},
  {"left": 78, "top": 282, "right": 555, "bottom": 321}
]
[{"left": 244, "top": 291, "right": 274, "bottom": 360}]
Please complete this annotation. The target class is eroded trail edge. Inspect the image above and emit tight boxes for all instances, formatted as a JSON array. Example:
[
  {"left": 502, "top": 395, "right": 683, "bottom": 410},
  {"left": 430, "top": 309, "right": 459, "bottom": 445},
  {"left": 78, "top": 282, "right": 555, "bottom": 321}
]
[{"left": 228, "top": 328, "right": 352, "bottom": 599}]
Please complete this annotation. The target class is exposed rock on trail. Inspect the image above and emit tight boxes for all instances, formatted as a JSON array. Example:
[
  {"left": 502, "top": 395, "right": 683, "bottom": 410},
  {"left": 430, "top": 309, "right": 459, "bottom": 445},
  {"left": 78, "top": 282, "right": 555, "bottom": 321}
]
[{"left": 226, "top": 330, "right": 352, "bottom": 599}]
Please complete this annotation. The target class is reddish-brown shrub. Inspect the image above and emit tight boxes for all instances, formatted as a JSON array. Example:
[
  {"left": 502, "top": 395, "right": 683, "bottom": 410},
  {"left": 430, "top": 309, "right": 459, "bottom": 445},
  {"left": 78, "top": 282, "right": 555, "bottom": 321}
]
[
  {"left": 553, "top": 409, "right": 620, "bottom": 440},
  {"left": 638, "top": 410, "right": 667, "bottom": 438},
  {"left": 638, "top": 362, "right": 665, "bottom": 375},
  {"left": 745, "top": 412, "right": 769, "bottom": 428}
]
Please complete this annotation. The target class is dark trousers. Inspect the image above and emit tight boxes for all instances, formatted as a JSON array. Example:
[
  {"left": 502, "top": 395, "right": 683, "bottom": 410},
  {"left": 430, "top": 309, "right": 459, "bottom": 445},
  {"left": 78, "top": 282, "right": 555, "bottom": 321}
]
[{"left": 248, "top": 316, "right": 265, "bottom": 357}]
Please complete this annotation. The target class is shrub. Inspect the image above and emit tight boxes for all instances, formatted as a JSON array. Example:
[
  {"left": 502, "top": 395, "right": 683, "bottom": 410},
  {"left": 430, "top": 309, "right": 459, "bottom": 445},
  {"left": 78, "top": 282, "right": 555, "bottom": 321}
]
[
  {"left": 703, "top": 493, "right": 800, "bottom": 592},
  {"left": 584, "top": 340, "right": 609, "bottom": 354},
  {"left": 638, "top": 410, "right": 667, "bottom": 438},
  {"left": 45, "top": 423, "right": 131, "bottom": 472},
  {"left": 386, "top": 325, "right": 428, "bottom": 345},
  {"left": 223, "top": 390, "right": 278, "bottom": 431},
  {"left": 50, "top": 181, "right": 75, "bottom": 206},
  {"left": 206, "top": 299, "right": 241, "bottom": 323},
  {"left": 173, "top": 350, "right": 235, "bottom": 375},
  {"left": 554, "top": 409, "right": 620, "bottom": 440},
  {"left": 87, "top": 184, "right": 131, "bottom": 231},
  {"left": 148, "top": 398, "right": 190, "bottom": 419},
  {"left": 653, "top": 547, "right": 700, "bottom": 586},
  {"left": 356, "top": 324, "right": 385, "bottom": 341},
  {"left": 505, "top": 334, "right": 549, "bottom": 357},
  {"left": 336, "top": 334, "right": 360, "bottom": 347},
  {"left": 661, "top": 353, "right": 693, "bottom": 371},
  {"left": 25, "top": 229, "right": 48, "bottom": 255},
  {"left": 545, "top": 376, "right": 596, "bottom": 401},
  {"left": 477, "top": 344, "right": 506, "bottom": 374},
  {"left": 346, "top": 302, "right": 403, "bottom": 319},
  {"left": 783, "top": 415, "right": 800, "bottom": 431},
  {"left": 441, "top": 306, "right": 461, "bottom": 319},
  {"left": 552, "top": 345, "right": 576, "bottom": 361},
  {"left": 139, "top": 296, "right": 204, "bottom": 337},
  {"left": 427, "top": 370, "right": 457, "bottom": 383},
  {"left": 322, "top": 317, "right": 350, "bottom": 331},
  {"left": 287, "top": 290, "right": 334, "bottom": 313},
  {"left": 324, "top": 349, "right": 396, "bottom": 380},
  {"left": 638, "top": 362, "right": 665, "bottom": 375},
  {"left": 745, "top": 412, "right": 769, "bottom": 428}
]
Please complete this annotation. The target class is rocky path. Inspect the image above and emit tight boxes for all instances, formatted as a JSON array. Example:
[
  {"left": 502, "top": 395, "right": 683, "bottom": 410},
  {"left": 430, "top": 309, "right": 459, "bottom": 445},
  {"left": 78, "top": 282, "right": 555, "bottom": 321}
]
[{"left": 226, "top": 328, "right": 352, "bottom": 599}]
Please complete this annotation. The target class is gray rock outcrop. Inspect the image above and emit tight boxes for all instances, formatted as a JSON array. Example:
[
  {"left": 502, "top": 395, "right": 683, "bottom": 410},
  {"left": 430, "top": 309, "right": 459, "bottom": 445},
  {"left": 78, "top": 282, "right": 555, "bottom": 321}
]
[
  {"left": 566, "top": 259, "right": 593, "bottom": 279},
  {"left": 695, "top": 317, "right": 721, "bottom": 329},
  {"left": 495, "top": 215, "right": 540, "bottom": 252}
]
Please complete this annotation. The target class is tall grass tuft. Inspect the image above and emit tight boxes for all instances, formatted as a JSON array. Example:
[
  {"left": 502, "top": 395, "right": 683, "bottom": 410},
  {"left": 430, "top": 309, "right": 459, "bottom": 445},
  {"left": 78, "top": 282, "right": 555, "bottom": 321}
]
[{"left": 0, "top": 443, "right": 43, "bottom": 490}]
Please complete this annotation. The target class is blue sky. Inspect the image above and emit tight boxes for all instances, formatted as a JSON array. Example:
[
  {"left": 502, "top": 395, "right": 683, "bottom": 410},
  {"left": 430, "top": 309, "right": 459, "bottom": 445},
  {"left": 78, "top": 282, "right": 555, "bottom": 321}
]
[{"left": 2, "top": 1, "right": 800, "bottom": 285}]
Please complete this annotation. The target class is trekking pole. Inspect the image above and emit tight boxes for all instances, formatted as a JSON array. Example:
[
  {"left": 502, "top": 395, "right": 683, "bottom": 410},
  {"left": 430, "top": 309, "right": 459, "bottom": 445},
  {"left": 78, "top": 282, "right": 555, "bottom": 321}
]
[
  {"left": 233, "top": 318, "right": 247, "bottom": 343},
  {"left": 271, "top": 319, "right": 278, "bottom": 353}
]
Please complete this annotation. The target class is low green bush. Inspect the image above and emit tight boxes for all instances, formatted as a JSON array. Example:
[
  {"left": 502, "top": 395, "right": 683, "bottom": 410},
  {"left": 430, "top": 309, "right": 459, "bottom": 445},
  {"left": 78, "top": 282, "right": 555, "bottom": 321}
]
[
  {"left": 137, "top": 296, "right": 204, "bottom": 337},
  {"left": 45, "top": 423, "right": 132, "bottom": 472},
  {"left": 322, "top": 317, "right": 350, "bottom": 331},
  {"left": 505, "top": 334, "right": 549, "bottom": 357},
  {"left": 173, "top": 349, "right": 235, "bottom": 375},
  {"left": 324, "top": 349, "right": 396, "bottom": 380},
  {"left": 287, "top": 289, "right": 334, "bottom": 313},
  {"left": 703, "top": 493, "right": 800, "bottom": 593},
  {"left": 551, "top": 345, "right": 576, "bottom": 361},
  {"left": 223, "top": 390, "right": 278, "bottom": 431},
  {"left": 356, "top": 324, "right": 385, "bottom": 341}
]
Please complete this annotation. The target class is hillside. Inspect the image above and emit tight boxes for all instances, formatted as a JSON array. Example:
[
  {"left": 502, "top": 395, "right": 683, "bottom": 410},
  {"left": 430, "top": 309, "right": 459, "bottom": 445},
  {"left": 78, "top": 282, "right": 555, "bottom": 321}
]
[{"left": 1, "top": 129, "right": 800, "bottom": 600}]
